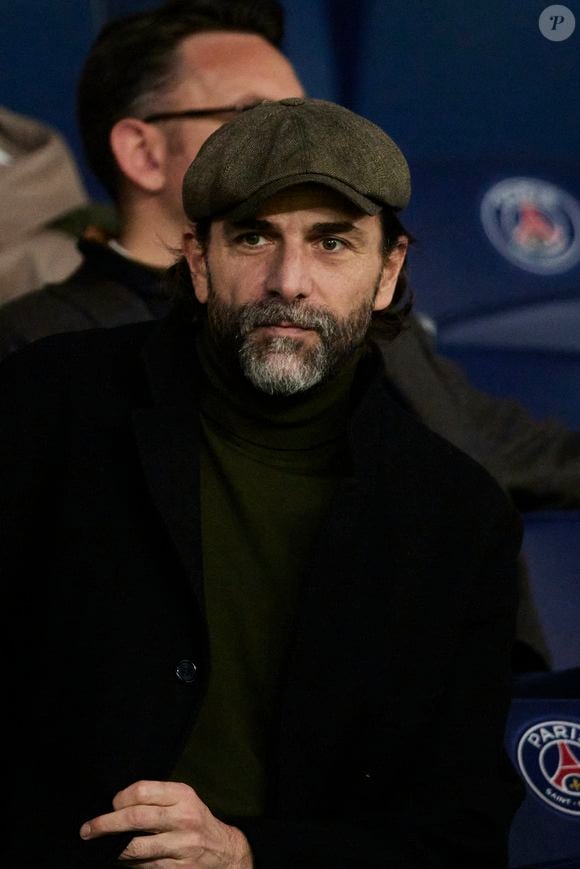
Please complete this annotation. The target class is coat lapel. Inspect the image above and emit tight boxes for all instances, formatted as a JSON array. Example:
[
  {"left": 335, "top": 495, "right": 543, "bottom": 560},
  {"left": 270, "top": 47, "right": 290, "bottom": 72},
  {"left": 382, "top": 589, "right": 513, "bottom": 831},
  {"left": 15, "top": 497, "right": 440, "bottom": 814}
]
[
  {"left": 303, "top": 351, "right": 409, "bottom": 602},
  {"left": 132, "top": 312, "right": 206, "bottom": 611}
]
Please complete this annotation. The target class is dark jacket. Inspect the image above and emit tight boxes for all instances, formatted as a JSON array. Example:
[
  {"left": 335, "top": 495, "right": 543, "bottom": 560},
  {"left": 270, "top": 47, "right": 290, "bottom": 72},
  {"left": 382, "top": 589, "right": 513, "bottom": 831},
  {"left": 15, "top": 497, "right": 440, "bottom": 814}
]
[
  {"left": 3, "top": 313, "right": 523, "bottom": 867},
  {"left": 0, "top": 238, "right": 168, "bottom": 354}
]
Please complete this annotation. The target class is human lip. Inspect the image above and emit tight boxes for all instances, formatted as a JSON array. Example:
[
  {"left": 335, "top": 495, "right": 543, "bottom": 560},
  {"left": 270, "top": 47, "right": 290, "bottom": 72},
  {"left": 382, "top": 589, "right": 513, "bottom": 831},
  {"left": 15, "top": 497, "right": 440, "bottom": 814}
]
[{"left": 254, "top": 323, "right": 314, "bottom": 337}]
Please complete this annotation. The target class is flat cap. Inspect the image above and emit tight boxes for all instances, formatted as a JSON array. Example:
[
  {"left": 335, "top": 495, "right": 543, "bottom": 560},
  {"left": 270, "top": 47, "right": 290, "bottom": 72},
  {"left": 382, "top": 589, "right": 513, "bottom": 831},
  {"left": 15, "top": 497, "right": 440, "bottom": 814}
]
[{"left": 182, "top": 97, "right": 411, "bottom": 222}]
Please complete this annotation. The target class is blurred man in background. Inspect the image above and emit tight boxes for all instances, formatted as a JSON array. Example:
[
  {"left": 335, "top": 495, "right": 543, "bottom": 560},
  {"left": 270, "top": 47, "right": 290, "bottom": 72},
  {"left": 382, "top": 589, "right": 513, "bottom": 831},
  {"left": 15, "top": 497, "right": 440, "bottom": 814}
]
[{"left": 0, "top": 0, "right": 303, "bottom": 348}]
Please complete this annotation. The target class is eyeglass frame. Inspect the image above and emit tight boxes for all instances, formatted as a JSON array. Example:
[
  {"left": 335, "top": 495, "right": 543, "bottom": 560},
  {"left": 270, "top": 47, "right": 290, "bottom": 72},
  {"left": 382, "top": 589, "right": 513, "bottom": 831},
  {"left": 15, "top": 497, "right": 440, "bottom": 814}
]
[{"left": 143, "top": 103, "right": 262, "bottom": 123}]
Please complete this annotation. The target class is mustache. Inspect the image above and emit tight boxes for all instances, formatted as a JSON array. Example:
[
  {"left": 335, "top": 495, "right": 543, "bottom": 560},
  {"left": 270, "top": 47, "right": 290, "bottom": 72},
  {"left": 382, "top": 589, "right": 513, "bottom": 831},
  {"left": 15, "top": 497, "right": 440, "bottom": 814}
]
[{"left": 237, "top": 300, "right": 337, "bottom": 337}]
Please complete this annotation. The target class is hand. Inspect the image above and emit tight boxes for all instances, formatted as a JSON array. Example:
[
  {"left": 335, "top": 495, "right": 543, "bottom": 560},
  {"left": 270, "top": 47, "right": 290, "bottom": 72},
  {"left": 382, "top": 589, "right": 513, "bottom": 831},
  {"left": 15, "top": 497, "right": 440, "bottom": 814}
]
[{"left": 79, "top": 780, "right": 254, "bottom": 868}]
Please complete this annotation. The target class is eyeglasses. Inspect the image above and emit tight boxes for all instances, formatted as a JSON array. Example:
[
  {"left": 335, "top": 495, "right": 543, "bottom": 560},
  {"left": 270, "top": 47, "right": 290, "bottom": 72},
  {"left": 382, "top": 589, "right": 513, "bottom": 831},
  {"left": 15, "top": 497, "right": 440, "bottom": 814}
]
[{"left": 143, "top": 103, "right": 261, "bottom": 123}]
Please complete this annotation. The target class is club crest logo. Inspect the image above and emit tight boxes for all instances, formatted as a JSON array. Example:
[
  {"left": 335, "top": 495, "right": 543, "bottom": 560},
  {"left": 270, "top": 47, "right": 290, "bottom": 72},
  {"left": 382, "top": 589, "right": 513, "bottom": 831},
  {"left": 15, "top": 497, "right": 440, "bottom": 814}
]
[
  {"left": 517, "top": 719, "right": 580, "bottom": 816},
  {"left": 480, "top": 178, "right": 580, "bottom": 275}
]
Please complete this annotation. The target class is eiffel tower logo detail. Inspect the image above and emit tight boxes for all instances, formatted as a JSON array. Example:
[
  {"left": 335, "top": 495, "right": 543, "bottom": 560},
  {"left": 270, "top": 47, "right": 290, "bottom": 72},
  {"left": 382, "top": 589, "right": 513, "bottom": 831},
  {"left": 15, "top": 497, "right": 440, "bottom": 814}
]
[{"left": 549, "top": 741, "right": 580, "bottom": 792}]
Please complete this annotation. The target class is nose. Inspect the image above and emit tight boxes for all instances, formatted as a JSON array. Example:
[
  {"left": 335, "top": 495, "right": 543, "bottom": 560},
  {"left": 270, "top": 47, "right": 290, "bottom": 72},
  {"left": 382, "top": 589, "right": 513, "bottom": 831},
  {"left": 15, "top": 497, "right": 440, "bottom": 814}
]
[{"left": 264, "top": 244, "right": 312, "bottom": 302}]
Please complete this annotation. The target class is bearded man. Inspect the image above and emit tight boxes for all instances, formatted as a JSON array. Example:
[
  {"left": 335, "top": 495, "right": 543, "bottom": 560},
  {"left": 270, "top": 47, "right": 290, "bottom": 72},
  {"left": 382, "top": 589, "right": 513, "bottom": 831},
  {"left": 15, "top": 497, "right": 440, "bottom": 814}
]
[{"left": 4, "top": 98, "right": 523, "bottom": 868}]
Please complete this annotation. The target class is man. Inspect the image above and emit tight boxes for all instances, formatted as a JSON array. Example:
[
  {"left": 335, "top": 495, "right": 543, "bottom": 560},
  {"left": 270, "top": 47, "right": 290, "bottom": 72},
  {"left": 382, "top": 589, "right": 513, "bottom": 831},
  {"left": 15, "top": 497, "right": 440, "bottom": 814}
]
[
  {"left": 0, "top": 0, "right": 577, "bottom": 672},
  {"left": 0, "top": 0, "right": 303, "bottom": 349},
  {"left": 4, "top": 97, "right": 522, "bottom": 867}
]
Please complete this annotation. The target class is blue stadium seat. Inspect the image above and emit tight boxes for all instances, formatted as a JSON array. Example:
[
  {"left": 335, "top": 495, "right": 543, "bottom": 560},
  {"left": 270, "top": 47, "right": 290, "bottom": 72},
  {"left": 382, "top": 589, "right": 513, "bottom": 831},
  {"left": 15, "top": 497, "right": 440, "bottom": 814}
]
[
  {"left": 436, "top": 295, "right": 580, "bottom": 354},
  {"left": 521, "top": 513, "right": 580, "bottom": 672},
  {"left": 406, "top": 161, "right": 580, "bottom": 425},
  {"left": 507, "top": 669, "right": 580, "bottom": 868},
  {"left": 402, "top": 161, "right": 580, "bottom": 323},
  {"left": 432, "top": 344, "right": 580, "bottom": 428}
]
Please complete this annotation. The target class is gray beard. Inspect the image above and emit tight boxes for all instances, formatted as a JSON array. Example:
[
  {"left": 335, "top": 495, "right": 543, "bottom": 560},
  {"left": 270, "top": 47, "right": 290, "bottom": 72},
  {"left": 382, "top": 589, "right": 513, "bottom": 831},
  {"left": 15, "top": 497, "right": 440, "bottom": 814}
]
[
  {"left": 240, "top": 329, "right": 342, "bottom": 395},
  {"left": 205, "top": 271, "right": 381, "bottom": 396}
]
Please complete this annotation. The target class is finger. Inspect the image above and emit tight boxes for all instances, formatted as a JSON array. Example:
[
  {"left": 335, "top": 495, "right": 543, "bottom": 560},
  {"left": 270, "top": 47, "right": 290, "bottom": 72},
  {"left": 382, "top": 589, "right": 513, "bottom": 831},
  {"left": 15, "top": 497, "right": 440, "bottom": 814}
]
[
  {"left": 113, "top": 779, "right": 198, "bottom": 810},
  {"left": 80, "top": 803, "right": 171, "bottom": 840}
]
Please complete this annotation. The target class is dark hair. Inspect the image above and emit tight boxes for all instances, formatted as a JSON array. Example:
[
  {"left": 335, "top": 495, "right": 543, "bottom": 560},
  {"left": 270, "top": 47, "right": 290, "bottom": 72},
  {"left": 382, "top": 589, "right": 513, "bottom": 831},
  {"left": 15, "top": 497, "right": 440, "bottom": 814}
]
[
  {"left": 77, "top": 0, "right": 284, "bottom": 199},
  {"left": 165, "top": 207, "right": 414, "bottom": 341},
  {"left": 373, "top": 209, "right": 414, "bottom": 340}
]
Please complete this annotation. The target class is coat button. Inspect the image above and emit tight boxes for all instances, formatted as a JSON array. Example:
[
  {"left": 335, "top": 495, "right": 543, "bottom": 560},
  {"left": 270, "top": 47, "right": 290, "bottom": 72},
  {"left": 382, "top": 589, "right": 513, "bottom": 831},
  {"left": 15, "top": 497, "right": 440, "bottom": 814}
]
[{"left": 175, "top": 659, "right": 197, "bottom": 684}]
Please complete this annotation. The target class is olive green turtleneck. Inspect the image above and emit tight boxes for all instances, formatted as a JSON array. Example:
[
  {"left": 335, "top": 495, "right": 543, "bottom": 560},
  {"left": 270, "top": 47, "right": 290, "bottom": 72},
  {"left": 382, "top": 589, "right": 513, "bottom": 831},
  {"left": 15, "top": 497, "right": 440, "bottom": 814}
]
[{"left": 171, "top": 324, "right": 359, "bottom": 818}]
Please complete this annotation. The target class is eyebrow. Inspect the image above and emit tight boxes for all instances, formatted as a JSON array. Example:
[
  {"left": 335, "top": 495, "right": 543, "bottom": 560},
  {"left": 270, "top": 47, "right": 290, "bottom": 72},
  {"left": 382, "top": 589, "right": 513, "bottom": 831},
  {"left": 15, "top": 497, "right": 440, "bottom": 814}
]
[
  {"left": 226, "top": 218, "right": 365, "bottom": 236},
  {"left": 310, "top": 221, "right": 364, "bottom": 236},
  {"left": 226, "top": 218, "right": 275, "bottom": 233}
]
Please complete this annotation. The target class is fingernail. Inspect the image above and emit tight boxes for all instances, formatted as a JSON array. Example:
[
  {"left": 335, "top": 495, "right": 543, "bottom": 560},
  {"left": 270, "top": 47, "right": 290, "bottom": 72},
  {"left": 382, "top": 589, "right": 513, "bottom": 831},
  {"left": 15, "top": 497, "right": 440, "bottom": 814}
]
[{"left": 80, "top": 823, "right": 91, "bottom": 839}]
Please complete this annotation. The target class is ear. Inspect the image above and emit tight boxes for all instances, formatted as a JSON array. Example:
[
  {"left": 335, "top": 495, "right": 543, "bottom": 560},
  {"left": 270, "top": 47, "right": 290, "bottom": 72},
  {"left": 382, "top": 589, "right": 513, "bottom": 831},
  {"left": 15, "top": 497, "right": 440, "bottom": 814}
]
[
  {"left": 183, "top": 229, "right": 209, "bottom": 304},
  {"left": 109, "top": 118, "right": 168, "bottom": 194},
  {"left": 373, "top": 236, "right": 409, "bottom": 311}
]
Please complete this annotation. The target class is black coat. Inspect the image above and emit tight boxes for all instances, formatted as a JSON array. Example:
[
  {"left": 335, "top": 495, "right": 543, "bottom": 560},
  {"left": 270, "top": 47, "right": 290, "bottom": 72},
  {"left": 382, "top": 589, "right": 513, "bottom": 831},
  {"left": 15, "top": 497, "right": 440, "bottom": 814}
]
[{"left": 2, "top": 313, "right": 523, "bottom": 867}]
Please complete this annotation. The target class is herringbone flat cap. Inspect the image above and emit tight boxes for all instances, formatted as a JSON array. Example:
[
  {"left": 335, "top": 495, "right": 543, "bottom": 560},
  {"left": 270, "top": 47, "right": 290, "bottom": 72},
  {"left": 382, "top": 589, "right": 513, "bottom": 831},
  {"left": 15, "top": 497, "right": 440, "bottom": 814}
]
[{"left": 182, "top": 97, "right": 411, "bottom": 221}]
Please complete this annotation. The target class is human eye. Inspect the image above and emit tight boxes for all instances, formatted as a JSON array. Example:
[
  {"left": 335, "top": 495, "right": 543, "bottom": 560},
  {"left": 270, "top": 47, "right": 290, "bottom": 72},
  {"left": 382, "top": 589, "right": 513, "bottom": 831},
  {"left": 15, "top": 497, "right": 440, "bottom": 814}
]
[
  {"left": 319, "top": 237, "right": 347, "bottom": 252},
  {"left": 236, "top": 232, "right": 268, "bottom": 248}
]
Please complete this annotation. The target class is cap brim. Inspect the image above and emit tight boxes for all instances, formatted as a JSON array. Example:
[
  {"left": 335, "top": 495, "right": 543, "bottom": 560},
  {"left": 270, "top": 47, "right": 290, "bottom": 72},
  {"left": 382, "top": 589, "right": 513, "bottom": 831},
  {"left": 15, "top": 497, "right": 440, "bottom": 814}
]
[{"left": 223, "top": 173, "right": 383, "bottom": 221}]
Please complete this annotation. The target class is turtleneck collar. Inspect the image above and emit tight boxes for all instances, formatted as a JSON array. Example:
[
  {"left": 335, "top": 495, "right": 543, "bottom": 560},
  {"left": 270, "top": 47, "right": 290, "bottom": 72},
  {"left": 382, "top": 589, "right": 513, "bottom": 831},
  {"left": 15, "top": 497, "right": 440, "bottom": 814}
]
[{"left": 196, "top": 317, "right": 363, "bottom": 451}]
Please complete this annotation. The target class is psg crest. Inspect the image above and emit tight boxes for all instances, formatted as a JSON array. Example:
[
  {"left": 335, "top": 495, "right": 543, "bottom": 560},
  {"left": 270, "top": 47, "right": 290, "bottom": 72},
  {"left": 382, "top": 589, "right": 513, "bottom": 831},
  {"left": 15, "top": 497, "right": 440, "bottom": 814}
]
[
  {"left": 517, "top": 719, "right": 580, "bottom": 817},
  {"left": 480, "top": 177, "right": 580, "bottom": 275}
]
